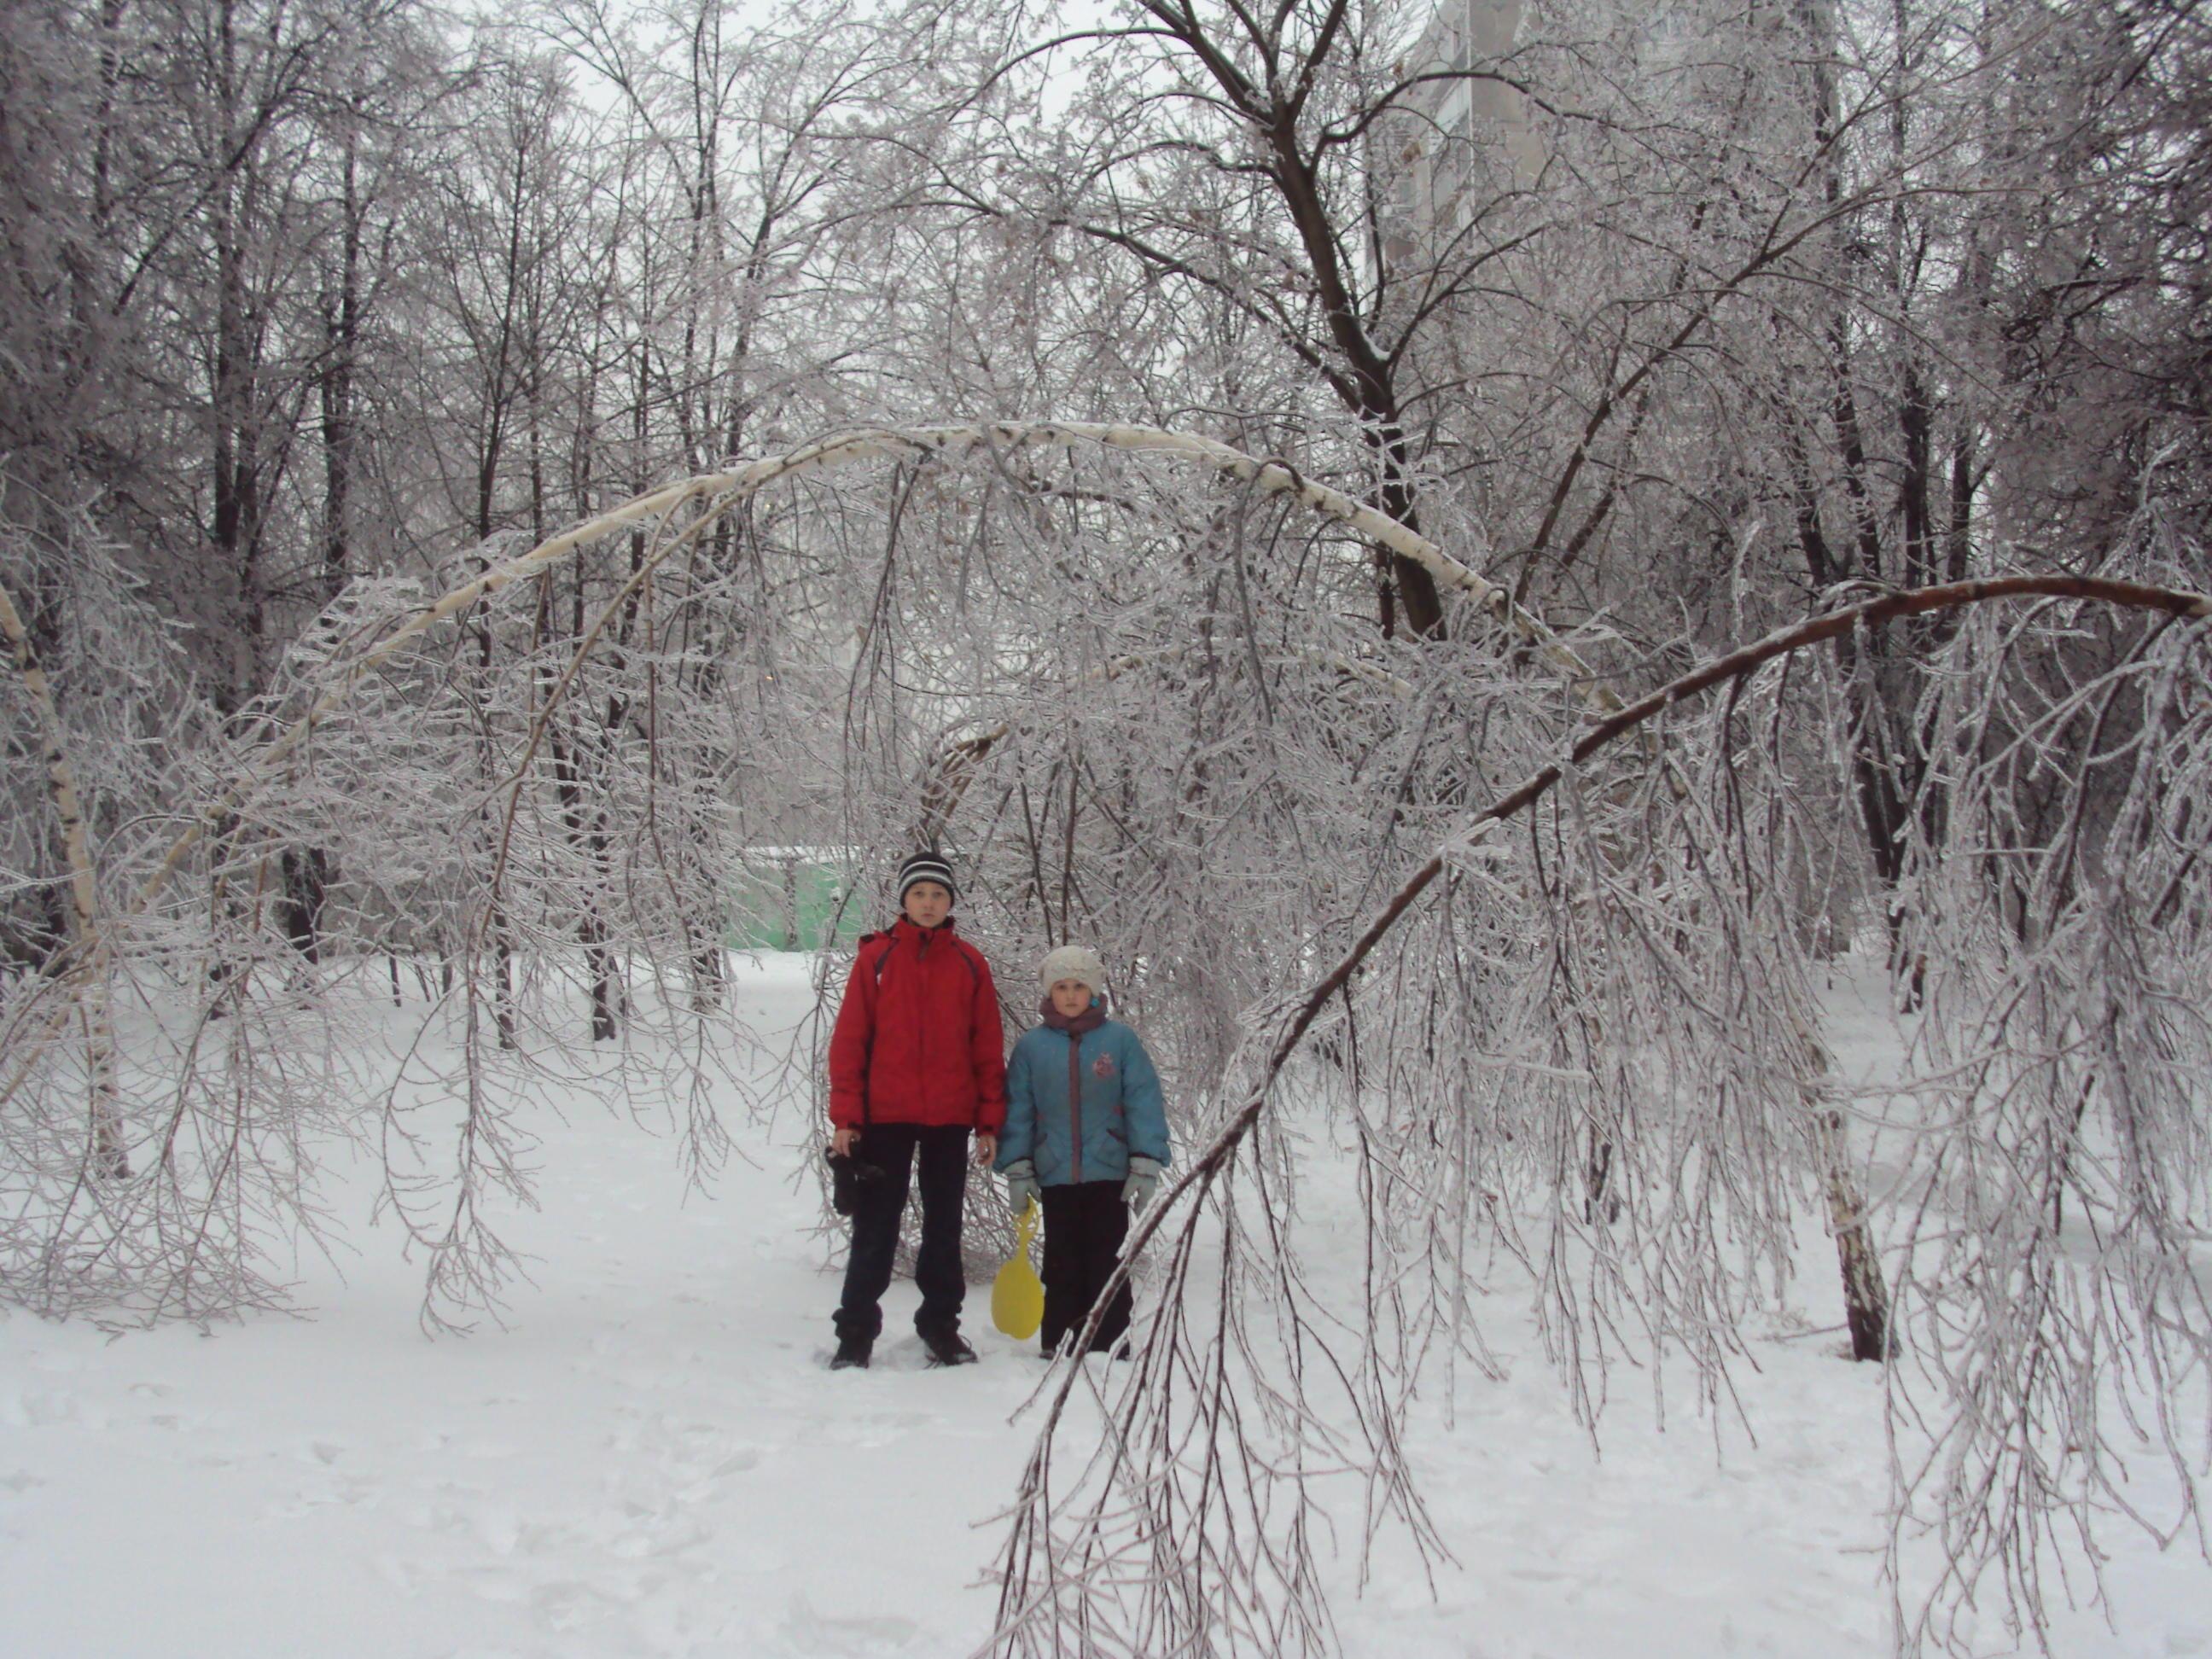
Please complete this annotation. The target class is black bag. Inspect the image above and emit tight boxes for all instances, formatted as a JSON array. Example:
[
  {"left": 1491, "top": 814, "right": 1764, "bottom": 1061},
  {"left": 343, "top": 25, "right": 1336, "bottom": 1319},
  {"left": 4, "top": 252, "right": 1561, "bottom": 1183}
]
[{"left": 826, "top": 1144, "right": 885, "bottom": 1216}]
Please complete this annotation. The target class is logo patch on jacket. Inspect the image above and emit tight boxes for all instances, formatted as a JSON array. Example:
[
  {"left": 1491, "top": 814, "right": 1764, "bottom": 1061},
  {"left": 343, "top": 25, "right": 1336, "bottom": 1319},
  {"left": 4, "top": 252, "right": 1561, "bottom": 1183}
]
[{"left": 1091, "top": 1053, "right": 1117, "bottom": 1080}]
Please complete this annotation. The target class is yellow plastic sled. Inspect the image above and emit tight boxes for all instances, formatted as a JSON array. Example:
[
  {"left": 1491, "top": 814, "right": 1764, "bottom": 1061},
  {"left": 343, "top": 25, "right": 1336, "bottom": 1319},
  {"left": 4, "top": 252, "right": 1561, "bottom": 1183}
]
[{"left": 991, "top": 1198, "right": 1045, "bottom": 1340}]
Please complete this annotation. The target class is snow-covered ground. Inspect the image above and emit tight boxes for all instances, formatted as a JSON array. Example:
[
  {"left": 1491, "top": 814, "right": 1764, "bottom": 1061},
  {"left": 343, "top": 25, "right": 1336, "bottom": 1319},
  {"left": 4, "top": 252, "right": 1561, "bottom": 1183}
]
[{"left": 3, "top": 957, "right": 2206, "bottom": 1657}]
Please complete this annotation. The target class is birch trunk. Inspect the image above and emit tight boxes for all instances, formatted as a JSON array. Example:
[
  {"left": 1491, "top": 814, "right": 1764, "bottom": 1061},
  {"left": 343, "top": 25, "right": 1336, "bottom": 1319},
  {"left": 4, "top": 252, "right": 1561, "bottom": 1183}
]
[{"left": 0, "top": 580, "right": 127, "bottom": 1179}]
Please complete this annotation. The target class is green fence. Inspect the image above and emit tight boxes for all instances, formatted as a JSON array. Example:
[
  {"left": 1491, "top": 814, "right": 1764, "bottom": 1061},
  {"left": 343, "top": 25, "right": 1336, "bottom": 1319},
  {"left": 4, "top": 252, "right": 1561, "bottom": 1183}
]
[{"left": 726, "top": 851, "right": 868, "bottom": 952}]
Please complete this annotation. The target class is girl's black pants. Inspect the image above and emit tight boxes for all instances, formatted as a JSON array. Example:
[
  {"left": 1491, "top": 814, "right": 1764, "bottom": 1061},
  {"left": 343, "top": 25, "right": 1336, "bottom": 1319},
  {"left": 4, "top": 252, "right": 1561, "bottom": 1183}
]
[{"left": 1039, "top": 1179, "right": 1133, "bottom": 1354}]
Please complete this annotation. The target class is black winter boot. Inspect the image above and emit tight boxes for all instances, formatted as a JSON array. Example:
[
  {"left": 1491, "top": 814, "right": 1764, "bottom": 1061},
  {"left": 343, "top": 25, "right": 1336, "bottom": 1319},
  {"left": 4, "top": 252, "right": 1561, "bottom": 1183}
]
[
  {"left": 830, "top": 1333, "right": 873, "bottom": 1371},
  {"left": 919, "top": 1326, "right": 977, "bottom": 1366}
]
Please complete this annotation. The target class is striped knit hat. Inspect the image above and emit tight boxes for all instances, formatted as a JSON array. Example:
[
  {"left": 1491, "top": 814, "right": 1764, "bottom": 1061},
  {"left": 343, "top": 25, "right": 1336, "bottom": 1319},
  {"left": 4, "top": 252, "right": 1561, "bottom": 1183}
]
[{"left": 897, "top": 849, "right": 958, "bottom": 906}]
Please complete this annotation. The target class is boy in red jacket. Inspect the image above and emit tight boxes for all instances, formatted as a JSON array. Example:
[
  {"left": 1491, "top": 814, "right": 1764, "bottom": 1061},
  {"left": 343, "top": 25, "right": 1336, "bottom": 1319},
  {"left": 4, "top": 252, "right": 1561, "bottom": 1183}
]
[{"left": 826, "top": 850, "right": 1007, "bottom": 1369}]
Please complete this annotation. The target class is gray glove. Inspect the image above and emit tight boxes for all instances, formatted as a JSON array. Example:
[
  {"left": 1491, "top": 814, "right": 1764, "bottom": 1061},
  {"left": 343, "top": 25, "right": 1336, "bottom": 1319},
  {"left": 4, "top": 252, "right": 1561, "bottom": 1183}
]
[
  {"left": 1123, "top": 1155, "right": 1161, "bottom": 1213},
  {"left": 1003, "top": 1159, "right": 1040, "bottom": 1214}
]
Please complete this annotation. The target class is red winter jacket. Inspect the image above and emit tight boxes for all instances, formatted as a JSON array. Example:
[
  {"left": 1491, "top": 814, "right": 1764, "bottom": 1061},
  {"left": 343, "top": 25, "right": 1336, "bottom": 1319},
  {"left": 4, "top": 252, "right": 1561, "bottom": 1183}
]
[{"left": 827, "top": 917, "right": 1008, "bottom": 1132}]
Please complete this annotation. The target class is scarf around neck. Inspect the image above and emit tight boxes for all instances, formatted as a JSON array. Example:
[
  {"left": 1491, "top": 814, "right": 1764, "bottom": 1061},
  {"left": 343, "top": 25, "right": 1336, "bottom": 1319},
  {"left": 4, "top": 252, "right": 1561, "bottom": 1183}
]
[{"left": 1039, "top": 997, "right": 1107, "bottom": 1036}]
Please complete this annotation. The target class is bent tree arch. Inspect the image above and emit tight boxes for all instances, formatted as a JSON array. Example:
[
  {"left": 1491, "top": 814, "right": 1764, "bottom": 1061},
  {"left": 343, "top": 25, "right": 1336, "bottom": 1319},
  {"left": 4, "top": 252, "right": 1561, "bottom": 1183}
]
[
  {"left": 4, "top": 424, "right": 2209, "bottom": 1654},
  {"left": 1, "top": 420, "right": 1633, "bottom": 1324}
]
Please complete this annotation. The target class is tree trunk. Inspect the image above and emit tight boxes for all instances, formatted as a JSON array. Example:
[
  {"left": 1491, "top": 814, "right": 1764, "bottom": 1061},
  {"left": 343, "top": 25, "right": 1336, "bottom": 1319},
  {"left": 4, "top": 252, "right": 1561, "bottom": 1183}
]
[
  {"left": 274, "top": 131, "right": 363, "bottom": 969},
  {"left": 1813, "top": 1105, "right": 1894, "bottom": 1361},
  {"left": 0, "top": 581, "right": 128, "bottom": 1179}
]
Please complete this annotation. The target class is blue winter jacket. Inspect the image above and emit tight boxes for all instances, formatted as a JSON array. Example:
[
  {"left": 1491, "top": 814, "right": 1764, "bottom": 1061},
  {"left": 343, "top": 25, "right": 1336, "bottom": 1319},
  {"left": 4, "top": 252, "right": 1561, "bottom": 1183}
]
[{"left": 996, "top": 1018, "right": 1170, "bottom": 1188}]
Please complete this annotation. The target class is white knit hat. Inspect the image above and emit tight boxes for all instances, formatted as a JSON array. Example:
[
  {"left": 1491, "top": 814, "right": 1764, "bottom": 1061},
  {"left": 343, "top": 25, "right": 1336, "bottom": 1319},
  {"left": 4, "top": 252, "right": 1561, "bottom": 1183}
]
[{"left": 1038, "top": 944, "right": 1109, "bottom": 996}]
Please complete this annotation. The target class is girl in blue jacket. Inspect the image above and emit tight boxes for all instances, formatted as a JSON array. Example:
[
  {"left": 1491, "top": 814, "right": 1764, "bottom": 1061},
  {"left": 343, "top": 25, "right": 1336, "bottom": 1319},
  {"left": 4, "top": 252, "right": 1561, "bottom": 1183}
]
[{"left": 996, "top": 944, "right": 1171, "bottom": 1357}]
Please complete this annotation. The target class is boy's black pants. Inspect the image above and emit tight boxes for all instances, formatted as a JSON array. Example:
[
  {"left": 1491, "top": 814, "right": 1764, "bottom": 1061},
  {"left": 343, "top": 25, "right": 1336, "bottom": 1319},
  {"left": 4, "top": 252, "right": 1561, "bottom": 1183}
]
[
  {"left": 1039, "top": 1180, "right": 1133, "bottom": 1354},
  {"left": 835, "top": 1123, "right": 969, "bottom": 1342}
]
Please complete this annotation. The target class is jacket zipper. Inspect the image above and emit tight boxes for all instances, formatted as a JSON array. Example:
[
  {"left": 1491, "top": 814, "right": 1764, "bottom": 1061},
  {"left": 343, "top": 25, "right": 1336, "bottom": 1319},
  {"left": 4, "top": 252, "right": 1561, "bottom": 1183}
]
[
  {"left": 915, "top": 928, "right": 931, "bottom": 1085},
  {"left": 1068, "top": 1029, "right": 1086, "bottom": 1184}
]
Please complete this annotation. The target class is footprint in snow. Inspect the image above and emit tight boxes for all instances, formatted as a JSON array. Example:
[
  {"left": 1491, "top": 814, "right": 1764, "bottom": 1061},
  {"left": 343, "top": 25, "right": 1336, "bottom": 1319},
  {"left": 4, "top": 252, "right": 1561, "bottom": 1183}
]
[
  {"left": 707, "top": 1447, "right": 761, "bottom": 1478},
  {"left": 535, "top": 1580, "right": 624, "bottom": 1631},
  {"left": 2, "top": 1391, "right": 89, "bottom": 1429},
  {"left": 779, "top": 1592, "right": 922, "bottom": 1651}
]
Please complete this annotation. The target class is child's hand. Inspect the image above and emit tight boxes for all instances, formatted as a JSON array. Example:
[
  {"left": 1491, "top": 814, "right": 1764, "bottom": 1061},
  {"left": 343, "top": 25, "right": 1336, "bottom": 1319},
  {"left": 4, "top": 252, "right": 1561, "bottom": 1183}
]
[
  {"left": 831, "top": 1126, "right": 859, "bottom": 1156},
  {"left": 1002, "top": 1160, "right": 1040, "bottom": 1213},
  {"left": 1124, "top": 1156, "right": 1161, "bottom": 1213},
  {"left": 972, "top": 1132, "right": 998, "bottom": 1167}
]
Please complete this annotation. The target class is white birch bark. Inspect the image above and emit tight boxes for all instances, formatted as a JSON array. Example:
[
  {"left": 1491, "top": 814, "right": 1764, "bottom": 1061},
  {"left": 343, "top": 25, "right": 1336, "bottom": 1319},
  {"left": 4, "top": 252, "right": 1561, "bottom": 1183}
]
[{"left": 0, "top": 579, "right": 128, "bottom": 1179}]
